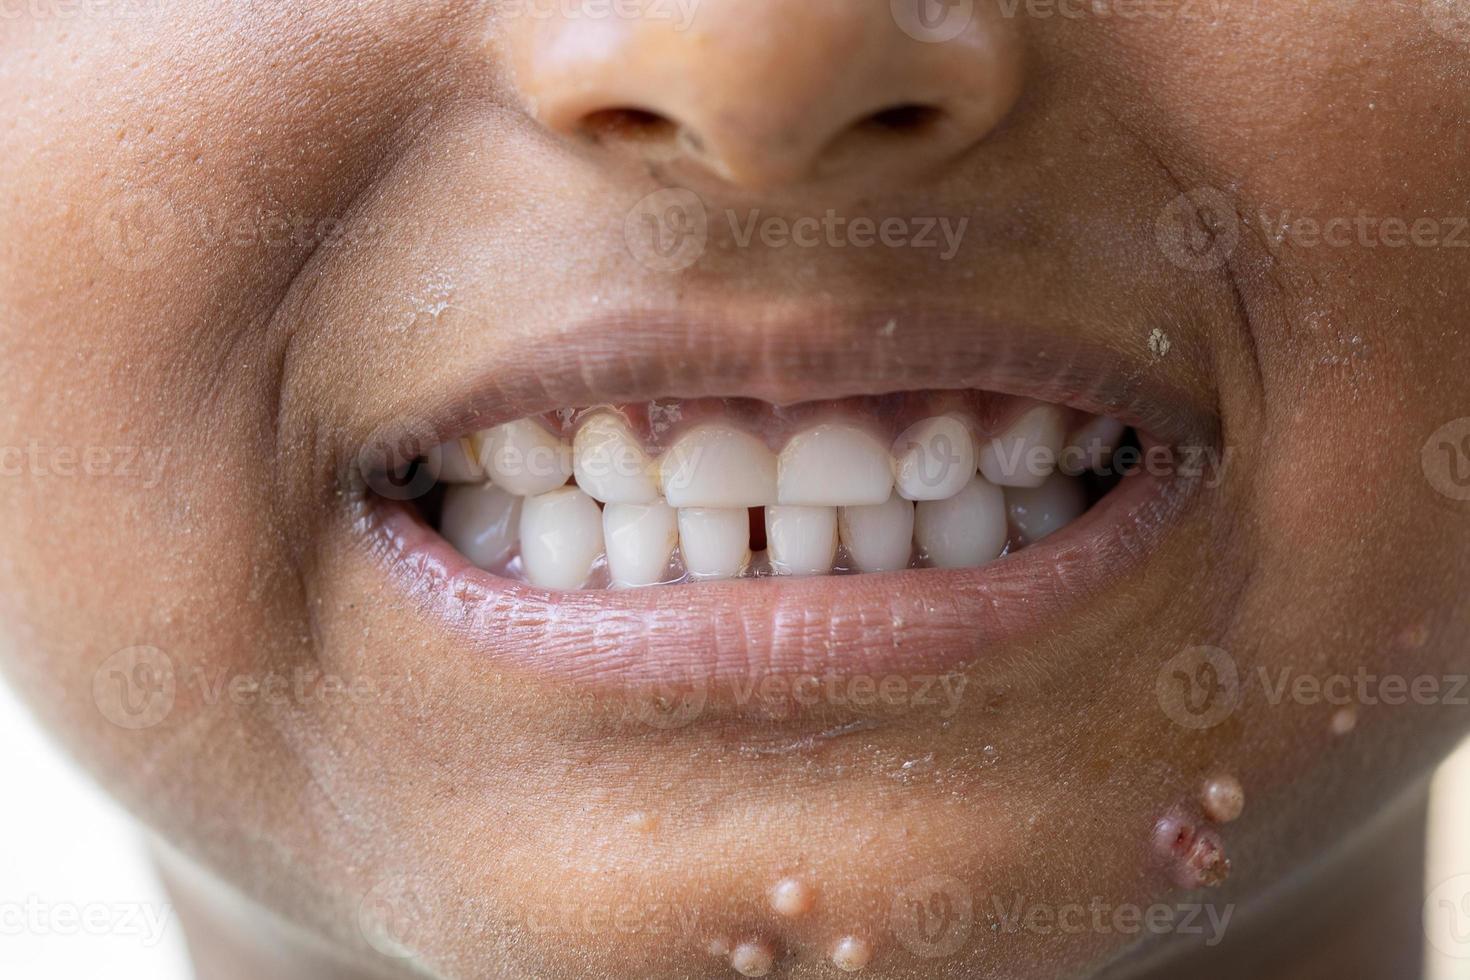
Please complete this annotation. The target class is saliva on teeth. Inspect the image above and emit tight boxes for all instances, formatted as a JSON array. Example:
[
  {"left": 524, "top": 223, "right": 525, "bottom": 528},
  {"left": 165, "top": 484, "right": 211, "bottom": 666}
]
[{"left": 419, "top": 395, "right": 1133, "bottom": 591}]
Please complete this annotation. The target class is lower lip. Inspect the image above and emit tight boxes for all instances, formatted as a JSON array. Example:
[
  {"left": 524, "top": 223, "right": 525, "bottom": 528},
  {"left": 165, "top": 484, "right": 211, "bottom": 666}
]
[{"left": 359, "top": 467, "right": 1195, "bottom": 688}]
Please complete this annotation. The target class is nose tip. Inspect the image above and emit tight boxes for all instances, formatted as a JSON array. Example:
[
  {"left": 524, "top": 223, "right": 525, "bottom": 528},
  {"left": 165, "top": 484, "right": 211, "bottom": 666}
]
[{"left": 512, "top": 0, "right": 1025, "bottom": 189}]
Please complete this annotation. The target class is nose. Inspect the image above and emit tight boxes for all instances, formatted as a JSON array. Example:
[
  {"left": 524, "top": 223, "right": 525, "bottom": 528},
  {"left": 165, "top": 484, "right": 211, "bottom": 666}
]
[{"left": 509, "top": 0, "right": 1026, "bottom": 189}]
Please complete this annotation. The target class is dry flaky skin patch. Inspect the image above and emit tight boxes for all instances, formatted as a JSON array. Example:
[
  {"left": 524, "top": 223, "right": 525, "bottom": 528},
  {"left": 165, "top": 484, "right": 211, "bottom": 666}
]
[{"left": 1188, "top": 838, "right": 1232, "bottom": 890}]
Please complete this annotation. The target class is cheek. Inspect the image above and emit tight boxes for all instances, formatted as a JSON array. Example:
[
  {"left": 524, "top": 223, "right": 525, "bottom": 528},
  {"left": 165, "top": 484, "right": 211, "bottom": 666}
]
[
  {"left": 1101, "top": 1, "right": 1463, "bottom": 201},
  {"left": 0, "top": 413, "right": 295, "bottom": 785},
  {"left": 0, "top": 1, "right": 429, "bottom": 788},
  {"left": 1196, "top": 362, "right": 1470, "bottom": 877},
  {"left": 1088, "top": 4, "right": 1470, "bottom": 699},
  {"left": 1251, "top": 381, "right": 1470, "bottom": 695},
  {"left": 1093, "top": 0, "right": 1469, "bottom": 331}
]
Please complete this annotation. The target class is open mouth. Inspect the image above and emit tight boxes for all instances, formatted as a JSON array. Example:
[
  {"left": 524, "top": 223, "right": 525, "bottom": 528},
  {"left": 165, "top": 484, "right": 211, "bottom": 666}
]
[
  {"left": 352, "top": 311, "right": 1218, "bottom": 686},
  {"left": 408, "top": 395, "right": 1134, "bottom": 589}
]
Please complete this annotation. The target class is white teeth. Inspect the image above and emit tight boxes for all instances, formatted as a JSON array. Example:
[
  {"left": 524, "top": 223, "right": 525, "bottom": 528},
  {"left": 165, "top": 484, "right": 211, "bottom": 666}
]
[
  {"left": 766, "top": 505, "right": 838, "bottom": 576},
  {"left": 603, "top": 501, "right": 678, "bottom": 588},
  {"left": 1006, "top": 474, "right": 1088, "bottom": 546},
  {"left": 893, "top": 415, "right": 976, "bottom": 501},
  {"left": 435, "top": 436, "right": 487, "bottom": 483},
  {"left": 437, "top": 405, "right": 1116, "bottom": 588},
  {"left": 573, "top": 413, "right": 660, "bottom": 504},
  {"left": 838, "top": 492, "right": 915, "bottom": 573},
  {"left": 914, "top": 474, "right": 1007, "bottom": 569},
  {"left": 777, "top": 423, "right": 893, "bottom": 506},
  {"left": 676, "top": 507, "right": 750, "bottom": 580},
  {"left": 440, "top": 482, "right": 522, "bottom": 569},
  {"left": 660, "top": 425, "right": 778, "bottom": 508},
  {"left": 486, "top": 419, "right": 573, "bottom": 497},
  {"left": 1062, "top": 415, "right": 1127, "bottom": 474},
  {"left": 977, "top": 405, "right": 1067, "bottom": 489},
  {"left": 519, "top": 487, "right": 604, "bottom": 590}
]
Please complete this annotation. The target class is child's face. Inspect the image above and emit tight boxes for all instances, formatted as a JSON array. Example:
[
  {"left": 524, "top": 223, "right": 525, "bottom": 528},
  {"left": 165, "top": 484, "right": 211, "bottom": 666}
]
[{"left": 1, "top": 1, "right": 1468, "bottom": 976}]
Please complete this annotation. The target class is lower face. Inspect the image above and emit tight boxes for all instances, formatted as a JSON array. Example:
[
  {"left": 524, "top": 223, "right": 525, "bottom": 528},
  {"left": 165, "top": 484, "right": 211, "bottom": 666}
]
[{"left": 1, "top": 2, "right": 1469, "bottom": 978}]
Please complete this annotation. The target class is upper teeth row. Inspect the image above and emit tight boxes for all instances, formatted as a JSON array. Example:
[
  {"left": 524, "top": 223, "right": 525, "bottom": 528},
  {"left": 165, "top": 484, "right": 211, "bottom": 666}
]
[{"left": 439, "top": 405, "right": 1116, "bottom": 505}]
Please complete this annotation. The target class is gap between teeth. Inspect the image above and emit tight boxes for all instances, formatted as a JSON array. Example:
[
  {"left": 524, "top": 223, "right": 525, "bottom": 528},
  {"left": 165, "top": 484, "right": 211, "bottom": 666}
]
[{"left": 431, "top": 405, "right": 1123, "bottom": 590}]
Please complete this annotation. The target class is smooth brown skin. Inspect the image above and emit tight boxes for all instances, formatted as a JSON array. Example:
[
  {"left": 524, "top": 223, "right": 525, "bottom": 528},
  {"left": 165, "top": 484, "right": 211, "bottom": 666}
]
[{"left": 2, "top": 1, "right": 1469, "bottom": 978}]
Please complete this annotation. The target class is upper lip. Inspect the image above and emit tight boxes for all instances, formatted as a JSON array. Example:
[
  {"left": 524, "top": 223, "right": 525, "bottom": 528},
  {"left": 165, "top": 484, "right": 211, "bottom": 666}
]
[
  {"left": 342, "top": 302, "right": 1219, "bottom": 691},
  {"left": 353, "top": 302, "right": 1220, "bottom": 472}
]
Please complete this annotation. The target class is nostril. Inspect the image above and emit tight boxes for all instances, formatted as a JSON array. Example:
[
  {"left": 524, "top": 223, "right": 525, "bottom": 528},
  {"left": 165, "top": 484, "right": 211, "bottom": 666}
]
[
  {"left": 579, "top": 107, "right": 678, "bottom": 143},
  {"left": 859, "top": 103, "right": 945, "bottom": 134}
]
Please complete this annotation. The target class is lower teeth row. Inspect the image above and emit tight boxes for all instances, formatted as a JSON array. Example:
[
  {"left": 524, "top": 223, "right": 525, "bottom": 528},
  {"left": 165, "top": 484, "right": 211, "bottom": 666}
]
[
  {"left": 418, "top": 403, "right": 1127, "bottom": 590},
  {"left": 440, "top": 475, "right": 1095, "bottom": 590}
]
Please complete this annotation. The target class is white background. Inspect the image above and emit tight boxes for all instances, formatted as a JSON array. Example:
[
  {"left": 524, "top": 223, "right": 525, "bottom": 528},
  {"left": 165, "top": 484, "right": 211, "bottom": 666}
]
[{"left": 0, "top": 680, "right": 189, "bottom": 979}]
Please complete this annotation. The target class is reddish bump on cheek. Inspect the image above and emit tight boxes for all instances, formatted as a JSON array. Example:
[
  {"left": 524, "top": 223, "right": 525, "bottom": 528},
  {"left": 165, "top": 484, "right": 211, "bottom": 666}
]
[
  {"left": 1153, "top": 813, "right": 1231, "bottom": 889},
  {"left": 1397, "top": 620, "right": 1430, "bottom": 650}
]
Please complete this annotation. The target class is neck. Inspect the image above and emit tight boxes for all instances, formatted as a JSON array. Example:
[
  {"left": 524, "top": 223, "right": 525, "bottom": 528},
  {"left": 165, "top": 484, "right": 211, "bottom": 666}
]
[{"left": 153, "top": 841, "right": 398, "bottom": 980}]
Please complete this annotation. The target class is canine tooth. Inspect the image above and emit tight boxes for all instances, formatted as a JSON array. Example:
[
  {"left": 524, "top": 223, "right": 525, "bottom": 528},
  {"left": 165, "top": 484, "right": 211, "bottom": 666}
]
[
  {"left": 914, "top": 474, "right": 1007, "bottom": 568},
  {"left": 978, "top": 405, "right": 1067, "bottom": 489},
  {"left": 893, "top": 415, "right": 976, "bottom": 501},
  {"left": 778, "top": 423, "right": 892, "bottom": 506},
  {"left": 435, "top": 436, "right": 486, "bottom": 483},
  {"left": 1063, "top": 415, "right": 1127, "bottom": 474},
  {"left": 440, "top": 483, "right": 522, "bottom": 569},
  {"left": 766, "top": 505, "right": 838, "bottom": 576},
  {"left": 486, "top": 419, "right": 573, "bottom": 497},
  {"left": 519, "top": 487, "right": 604, "bottom": 590},
  {"left": 1006, "top": 474, "right": 1088, "bottom": 545},
  {"left": 603, "top": 501, "right": 678, "bottom": 587},
  {"left": 676, "top": 507, "right": 750, "bottom": 579},
  {"left": 573, "top": 413, "right": 659, "bottom": 504},
  {"left": 660, "top": 425, "right": 777, "bottom": 508},
  {"left": 839, "top": 492, "right": 915, "bottom": 573}
]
